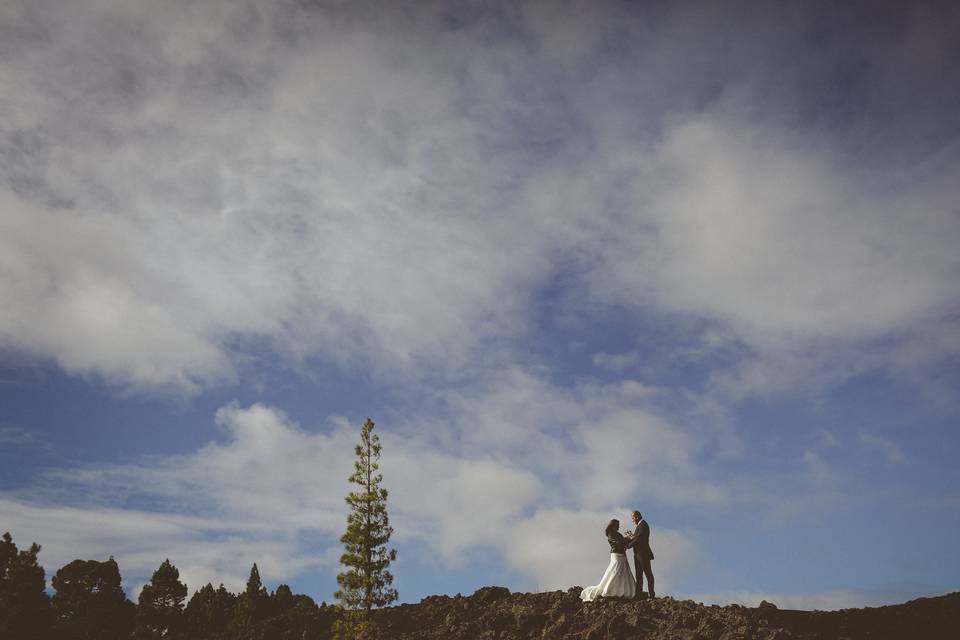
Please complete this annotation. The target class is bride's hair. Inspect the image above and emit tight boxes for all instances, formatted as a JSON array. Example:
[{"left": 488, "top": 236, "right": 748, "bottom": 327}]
[{"left": 604, "top": 519, "right": 619, "bottom": 536}]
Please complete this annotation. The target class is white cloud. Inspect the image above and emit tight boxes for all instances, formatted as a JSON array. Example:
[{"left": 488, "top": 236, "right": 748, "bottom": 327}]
[
  {"left": 383, "top": 440, "right": 542, "bottom": 562},
  {"left": 592, "top": 351, "right": 640, "bottom": 372},
  {"left": 816, "top": 428, "right": 839, "bottom": 449},
  {"left": 1, "top": 0, "right": 957, "bottom": 400},
  {"left": 0, "top": 1, "right": 557, "bottom": 392},
  {"left": 577, "top": 111, "right": 960, "bottom": 400},
  {"left": 858, "top": 433, "right": 907, "bottom": 465},
  {"left": 47, "top": 403, "right": 363, "bottom": 534},
  {"left": 403, "top": 368, "right": 726, "bottom": 510},
  {"left": 0, "top": 424, "right": 43, "bottom": 447},
  {"left": 576, "top": 410, "right": 725, "bottom": 507},
  {"left": 802, "top": 449, "right": 832, "bottom": 485},
  {"left": 651, "top": 119, "right": 956, "bottom": 342}
]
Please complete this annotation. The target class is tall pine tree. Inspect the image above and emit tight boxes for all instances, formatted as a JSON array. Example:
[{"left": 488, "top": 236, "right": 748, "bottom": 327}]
[
  {"left": 0, "top": 532, "right": 51, "bottom": 640},
  {"left": 335, "top": 418, "right": 397, "bottom": 625},
  {"left": 234, "top": 563, "right": 269, "bottom": 631},
  {"left": 135, "top": 558, "right": 187, "bottom": 639}
]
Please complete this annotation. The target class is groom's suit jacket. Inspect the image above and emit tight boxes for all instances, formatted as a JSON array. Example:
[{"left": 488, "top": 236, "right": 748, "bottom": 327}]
[{"left": 630, "top": 519, "right": 654, "bottom": 561}]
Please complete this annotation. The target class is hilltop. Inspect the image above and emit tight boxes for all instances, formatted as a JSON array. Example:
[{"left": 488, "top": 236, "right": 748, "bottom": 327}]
[{"left": 233, "top": 586, "right": 960, "bottom": 639}]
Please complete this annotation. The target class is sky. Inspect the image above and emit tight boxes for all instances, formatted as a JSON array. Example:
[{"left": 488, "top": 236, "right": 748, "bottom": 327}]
[{"left": 1, "top": 0, "right": 959, "bottom": 611}]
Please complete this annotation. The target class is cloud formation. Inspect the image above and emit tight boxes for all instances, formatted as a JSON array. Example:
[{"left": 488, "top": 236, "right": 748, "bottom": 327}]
[{"left": 1, "top": 0, "right": 957, "bottom": 397}]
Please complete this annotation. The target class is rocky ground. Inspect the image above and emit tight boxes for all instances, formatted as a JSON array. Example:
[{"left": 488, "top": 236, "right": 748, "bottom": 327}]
[
  {"left": 231, "top": 586, "right": 959, "bottom": 639},
  {"left": 364, "top": 586, "right": 960, "bottom": 639}
]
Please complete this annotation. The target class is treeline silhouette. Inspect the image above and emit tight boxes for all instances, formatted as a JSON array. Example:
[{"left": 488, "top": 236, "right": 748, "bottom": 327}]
[{"left": 1, "top": 531, "right": 339, "bottom": 640}]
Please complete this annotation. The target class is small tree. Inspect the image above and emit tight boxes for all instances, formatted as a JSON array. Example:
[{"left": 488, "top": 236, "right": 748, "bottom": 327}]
[
  {"left": 334, "top": 418, "right": 397, "bottom": 636},
  {"left": 135, "top": 558, "right": 187, "bottom": 639}
]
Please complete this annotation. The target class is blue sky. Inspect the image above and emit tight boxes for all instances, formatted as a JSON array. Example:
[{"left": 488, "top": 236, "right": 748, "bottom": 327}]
[{"left": 1, "top": 0, "right": 959, "bottom": 610}]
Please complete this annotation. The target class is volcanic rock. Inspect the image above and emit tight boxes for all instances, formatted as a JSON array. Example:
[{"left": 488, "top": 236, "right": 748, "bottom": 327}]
[{"left": 367, "top": 588, "right": 960, "bottom": 639}]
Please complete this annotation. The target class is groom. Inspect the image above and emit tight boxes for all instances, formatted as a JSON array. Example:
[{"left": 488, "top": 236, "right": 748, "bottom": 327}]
[{"left": 626, "top": 510, "right": 655, "bottom": 598}]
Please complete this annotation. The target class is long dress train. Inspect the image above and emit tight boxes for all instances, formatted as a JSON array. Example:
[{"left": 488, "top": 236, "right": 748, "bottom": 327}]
[{"left": 580, "top": 553, "right": 636, "bottom": 601}]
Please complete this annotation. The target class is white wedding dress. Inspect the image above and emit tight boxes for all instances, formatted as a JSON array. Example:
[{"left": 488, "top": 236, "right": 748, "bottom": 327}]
[{"left": 580, "top": 552, "right": 636, "bottom": 601}]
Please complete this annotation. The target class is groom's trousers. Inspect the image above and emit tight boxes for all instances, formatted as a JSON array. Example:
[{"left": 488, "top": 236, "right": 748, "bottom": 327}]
[{"left": 635, "top": 555, "right": 654, "bottom": 597}]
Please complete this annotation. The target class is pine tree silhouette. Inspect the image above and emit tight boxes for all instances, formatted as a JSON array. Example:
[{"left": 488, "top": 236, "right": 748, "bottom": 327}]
[{"left": 135, "top": 558, "right": 187, "bottom": 639}]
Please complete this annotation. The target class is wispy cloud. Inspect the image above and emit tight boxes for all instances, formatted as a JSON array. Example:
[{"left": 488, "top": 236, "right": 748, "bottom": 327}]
[
  {"left": 0, "top": 425, "right": 35, "bottom": 446},
  {"left": 0, "top": 1, "right": 957, "bottom": 398},
  {"left": 802, "top": 449, "right": 832, "bottom": 485},
  {"left": 859, "top": 433, "right": 908, "bottom": 465},
  {"left": 0, "top": 425, "right": 50, "bottom": 451},
  {"left": 593, "top": 351, "right": 640, "bottom": 372},
  {"left": 815, "top": 428, "right": 839, "bottom": 449}
]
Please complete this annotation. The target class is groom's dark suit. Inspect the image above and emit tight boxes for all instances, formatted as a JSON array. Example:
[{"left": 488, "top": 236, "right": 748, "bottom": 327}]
[{"left": 628, "top": 518, "right": 655, "bottom": 597}]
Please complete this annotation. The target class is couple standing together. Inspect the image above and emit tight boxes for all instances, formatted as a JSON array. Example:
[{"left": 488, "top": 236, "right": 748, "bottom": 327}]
[{"left": 580, "top": 510, "right": 655, "bottom": 602}]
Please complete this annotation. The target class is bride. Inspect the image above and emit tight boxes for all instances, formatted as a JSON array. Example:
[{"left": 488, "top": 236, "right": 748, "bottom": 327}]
[{"left": 580, "top": 518, "right": 636, "bottom": 601}]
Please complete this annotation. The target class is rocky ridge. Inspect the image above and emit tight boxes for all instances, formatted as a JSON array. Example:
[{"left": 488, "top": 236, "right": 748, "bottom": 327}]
[
  {"left": 365, "top": 586, "right": 960, "bottom": 639},
  {"left": 223, "top": 586, "right": 959, "bottom": 639}
]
